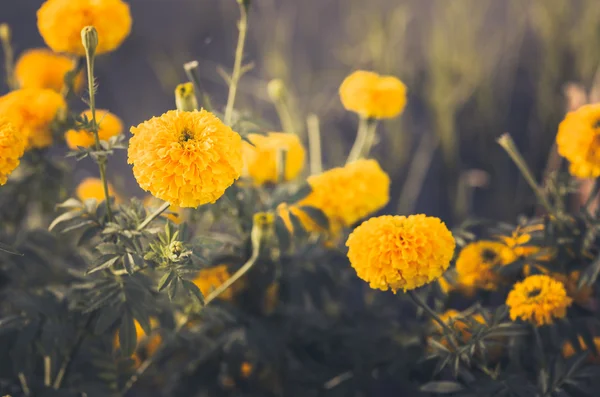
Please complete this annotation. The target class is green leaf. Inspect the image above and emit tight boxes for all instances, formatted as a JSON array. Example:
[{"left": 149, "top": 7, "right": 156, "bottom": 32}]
[
  {"left": 157, "top": 271, "right": 176, "bottom": 292},
  {"left": 77, "top": 226, "right": 99, "bottom": 246},
  {"left": 96, "top": 243, "right": 120, "bottom": 255},
  {"left": 56, "top": 198, "right": 83, "bottom": 209},
  {"left": 182, "top": 279, "right": 205, "bottom": 306},
  {"left": 274, "top": 215, "right": 291, "bottom": 252},
  {"left": 420, "top": 381, "right": 464, "bottom": 393},
  {"left": 87, "top": 255, "right": 121, "bottom": 274},
  {"left": 168, "top": 276, "right": 179, "bottom": 301},
  {"left": 94, "top": 305, "right": 123, "bottom": 335},
  {"left": 286, "top": 183, "right": 312, "bottom": 203},
  {"left": 48, "top": 210, "right": 84, "bottom": 231},
  {"left": 119, "top": 310, "right": 137, "bottom": 357},
  {"left": 563, "top": 351, "right": 590, "bottom": 381},
  {"left": 0, "top": 315, "right": 28, "bottom": 334},
  {"left": 288, "top": 211, "right": 307, "bottom": 239},
  {"left": 297, "top": 205, "right": 329, "bottom": 230},
  {"left": 60, "top": 220, "right": 96, "bottom": 234}
]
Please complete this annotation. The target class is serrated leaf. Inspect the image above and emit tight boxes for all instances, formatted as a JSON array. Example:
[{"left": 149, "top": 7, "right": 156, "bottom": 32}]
[
  {"left": 168, "top": 276, "right": 179, "bottom": 301},
  {"left": 123, "top": 255, "right": 134, "bottom": 275},
  {"left": 49, "top": 210, "right": 84, "bottom": 231},
  {"left": 119, "top": 311, "right": 137, "bottom": 357},
  {"left": 87, "top": 255, "right": 121, "bottom": 274},
  {"left": 83, "top": 287, "right": 123, "bottom": 313},
  {"left": 94, "top": 305, "right": 123, "bottom": 335},
  {"left": 182, "top": 279, "right": 205, "bottom": 306},
  {"left": 157, "top": 271, "right": 176, "bottom": 292},
  {"left": 420, "top": 381, "right": 464, "bottom": 393},
  {"left": 297, "top": 205, "right": 329, "bottom": 230}
]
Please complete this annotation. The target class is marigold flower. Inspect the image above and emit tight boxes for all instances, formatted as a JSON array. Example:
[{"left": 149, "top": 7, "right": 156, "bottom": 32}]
[
  {"left": 65, "top": 109, "right": 123, "bottom": 149},
  {"left": 15, "top": 48, "right": 84, "bottom": 92},
  {"left": 346, "top": 214, "right": 455, "bottom": 292},
  {"left": 300, "top": 159, "right": 390, "bottom": 233},
  {"left": 128, "top": 110, "right": 243, "bottom": 208},
  {"left": 0, "top": 88, "right": 66, "bottom": 149},
  {"left": 433, "top": 309, "right": 486, "bottom": 344},
  {"left": 37, "top": 0, "right": 132, "bottom": 56},
  {"left": 339, "top": 70, "right": 407, "bottom": 119},
  {"left": 506, "top": 275, "right": 572, "bottom": 326},
  {"left": 143, "top": 196, "right": 181, "bottom": 224},
  {"left": 0, "top": 118, "right": 26, "bottom": 185},
  {"left": 192, "top": 265, "right": 243, "bottom": 301},
  {"left": 456, "top": 241, "right": 517, "bottom": 291},
  {"left": 242, "top": 132, "right": 305, "bottom": 185},
  {"left": 76, "top": 177, "right": 119, "bottom": 203},
  {"left": 562, "top": 336, "right": 600, "bottom": 363},
  {"left": 556, "top": 103, "right": 600, "bottom": 178}
]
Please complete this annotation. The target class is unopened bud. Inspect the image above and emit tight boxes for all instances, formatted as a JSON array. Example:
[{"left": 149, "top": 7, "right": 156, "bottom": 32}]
[
  {"left": 184, "top": 61, "right": 199, "bottom": 73},
  {"left": 175, "top": 82, "right": 198, "bottom": 111},
  {"left": 237, "top": 0, "right": 250, "bottom": 9},
  {"left": 81, "top": 26, "right": 98, "bottom": 58},
  {"left": 267, "top": 79, "right": 286, "bottom": 102},
  {"left": 0, "top": 24, "right": 11, "bottom": 42}
]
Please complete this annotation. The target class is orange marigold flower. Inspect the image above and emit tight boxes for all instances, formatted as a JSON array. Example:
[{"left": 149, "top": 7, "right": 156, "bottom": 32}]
[
  {"left": 128, "top": 110, "right": 242, "bottom": 208},
  {"left": 456, "top": 241, "right": 517, "bottom": 291},
  {"left": 562, "top": 336, "right": 600, "bottom": 363},
  {"left": 242, "top": 132, "right": 305, "bottom": 185},
  {"left": 143, "top": 195, "right": 181, "bottom": 224},
  {"left": 76, "top": 177, "right": 119, "bottom": 203},
  {"left": 15, "top": 48, "right": 84, "bottom": 93},
  {"left": 37, "top": 0, "right": 132, "bottom": 56},
  {"left": 0, "top": 88, "right": 65, "bottom": 149},
  {"left": 346, "top": 214, "right": 455, "bottom": 292},
  {"left": 300, "top": 159, "right": 390, "bottom": 233},
  {"left": 0, "top": 118, "right": 26, "bottom": 185},
  {"left": 192, "top": 265, "right": 243, "bottom": 301},
  {"left": 65, "top": 109, "right": 123, "bottom": 149},
  {"left": 556, "top": 103, "right": 600, "bottom": 178},
  {"left": 506, "top": 275, "right": 572, "bottom": 326},
  {"left": 339, "top": 70, "right": 407, "bottom": 119}
]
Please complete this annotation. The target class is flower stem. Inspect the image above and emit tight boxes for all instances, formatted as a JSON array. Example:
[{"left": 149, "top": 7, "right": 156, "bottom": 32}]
[
  {"left": 60, "top": 57, "right": 84, "bottom": 99},
  {"left": 224, "top": 3, "right": 248, "bottom": 125},
  {"left": 346, "top": 117, "right": 377, "bottom": 164},
  {"left": 0, "top": 24, "right": 16, "bottom": 90},
  {"left": 137, "top": 201, "right": 170, "bottom": 231},
  {"left": 307, "top": 113, "right": 322, "bottom": 175}
]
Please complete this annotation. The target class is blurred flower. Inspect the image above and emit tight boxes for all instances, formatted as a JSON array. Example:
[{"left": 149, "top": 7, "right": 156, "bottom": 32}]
[
  {"left": 262, "top": 282, "right": 280, "bottom": 315},
  {"left": 456, "top": 241, "right": 517, "bottom": 291},
  {"left": 128, "top": 110, "right": 242, "bottom": 208},
  {"left": 76, "top": 177, "right": 119, "bottom": 203},
  {"left": 276, "top": 203, "right": 317, "bottom": 234},
  {"left": 562, "top": 336, "right": 600, "bottom": 363},
  {"left": 65, "top": 109, "right": 123, "bottom": 149},
  {"left": 37, "top": 0, "right": 132, "bottom": 56},
  {"left": 556, "top": 103, "right": 600, "bottom": 178},
  {"left": 15, "top": 48, "right": 84, "bottom": 92},
  {"left": 143, "top": 196, "right": 181, "bottom": 224},
  {"left": 0, "top": 118, "right": 26, "bottom": 185},
  {"left": 0, "top": 88, "right": 65, "bottom": 149},
  {"left": 506, "top": 275, "right": 572, "bottom": 326},
  {"left": 433, "top": 309, "right": 485, "bottom": 346},
  {"left": 339, "top": 70, "right": 407, "bottom": 119},
  {"left": 437, "top": 273, "right": 476, "bottom": 297},
  {"left": 242, "top": 132, "right": 305, "bottom": 185},
  {"left": 240, "top": 361, "right": 253, "bottom": 378},
  {"left": 300, "top": 159, "right": 390, "bottom": 234},
  {"left": 114, "top": 318, "right": 161, "bottom": 366},
  {"left": 192, "top": 265, "right": 243, "bottom": 301},
  {"left": 346, "top": 214, "right": 455, "bottom": 292},
  {"left": 267, "top": 79, "right": 286, "bottom": 102},
  {"left": 552, "top": 271, "right": 592, "bottom": 305}
]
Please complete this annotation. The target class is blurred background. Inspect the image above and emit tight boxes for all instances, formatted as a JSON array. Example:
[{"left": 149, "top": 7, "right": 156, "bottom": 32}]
[{"left": 2, "top": 0, "right": 600, "bottom": 226}]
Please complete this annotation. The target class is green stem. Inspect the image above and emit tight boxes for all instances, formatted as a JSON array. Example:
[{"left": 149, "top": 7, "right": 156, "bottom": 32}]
[
  {"left": 137, "top": 201, "right": 170, "bottom": 231},
  {"left": 203, "top": 248, "right": 259, "bottom": 306},
  {"left": 307, "top": 113, "right": 322, "bottom": 175},
  {"left": 0, "top": 25, "right": 16, "bottom": 90},
  {"left": 346, "top": 117, "right": 378, "bottom": 164},
  {"left": 359, "top": 119, "right": 379, "bottom": 159},
  {"left": 223, "top": 3, "right": 248, "bottom": 125},
  {"left": 61, "top": 57, "right": 84, "bottom": 99},
  {"left": 274, "top": 98, "right": 296, "bottom": 135}
]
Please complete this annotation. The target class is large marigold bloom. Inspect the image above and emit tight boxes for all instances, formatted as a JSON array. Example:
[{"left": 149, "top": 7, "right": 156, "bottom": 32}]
[
  {"left": 0, "top": 88, "right": 66, "bottom": 149},
  {"left": 506, "top": 275, "right": 572, "bottom": 326},
  {"left": 346, "top": 214, "right": 455, "bottom": 292},
  {"left": 300, "top": 159, "right": 390, "bottom": 233},
  {"left": 37, "top": 0, "right": 132, "bottom": 56},
  {"left": 65, "top": 109, "right": 123, "bottom": 149},
  {"left": 0, "top": 118, "right": 26, "bottom": 185},
  {"left": 556, "top": 104, "right": 600, "bottom": 178},
  {"left": 339, "top": 70, "right": 407, "bottom": 119},
  {"left": 242, "top": 132, "right": 305, "bottom": 185},
  {"left": 76, "top": 177, "right": 119, "bottom": 203},
  {"left": 563, "top": 336, "right": 600, "bottom": 363},
  {"left": 455, "top": 241, "right": 517, "bottom": 291},
  {"left": 128, "top": 110, "right": 242, "bottom": 208},
  {"left": 15, "top": 48, "right": 84, "bottom": 92}
]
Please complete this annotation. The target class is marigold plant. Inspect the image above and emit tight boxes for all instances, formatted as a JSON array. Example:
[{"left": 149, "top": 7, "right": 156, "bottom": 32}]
[
  {"left": 65, "top": 109, "right": 123, "bottom": 149},
  {"left": 76, "top": 177, "right": 119, "bottom": 203},
  {"left": 556, "top": 103, "right": 600, "bottom": 178},
  {"left": 455, "top": 241, "right": 517, "bottom": 291},
  {"left": 0, "top": 118, "right": 26, "bottom": 185}
]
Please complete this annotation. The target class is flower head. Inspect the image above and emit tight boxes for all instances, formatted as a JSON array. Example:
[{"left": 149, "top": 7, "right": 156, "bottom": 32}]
[
  {"left": 76, "top": 177, "right": 119, "bottom": 203},
  {"left": 346, "top": 214, "right": 455, "bottom": 292},
  {"left": 339, "top": 70, "right": 407, "bottom": 119},
  {"left": 192, "top": 265, "right": 243, "bottom": 301},
  {"left": 65, "top": 109, "right": 123, "bottom": 149},
  {"left": 506, "top": 275, "right": 572, "bottom": 326},
  {"left": 242, "top": 132, "right": 305, "bottom": 185},
  {"left": 0, "top": 88, "right": 66, "bottom": 149},
  {"left": 0, "top": 118, "right": 26, "bottom": 185},
  {"left": 556, "top": 104, "right": 600, "bottom": 178},
  {"left": 456, "top": 241, "right": 517, "bottom": 291},
  {"left": 562, "top": 336, "right": 600, "bottom": 363},
  {"left": 128, "top": 110, "right": 242, "bottom": 208},
  {"left": 15, "top": 48, "right": 84, "bottom": 92},
  {"left": 300, "top": 159, "right": 390, "bottom": 233},
  {"left": 37, "top": 0, "right": 132, "bottom": 56}
]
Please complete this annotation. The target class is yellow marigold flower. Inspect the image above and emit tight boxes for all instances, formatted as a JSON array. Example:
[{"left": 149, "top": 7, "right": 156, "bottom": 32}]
[
  {"left": 242, "top": 132, "right": 305, "bottom": 185},
  {"left": 37, "top": 0, "right": 132, "bottom": 56},
  {"left": 65, "top": 109, "right": 123, "bottom": 149},
  {"left": 562, "top": 336, "right": 600, "bottom": 363},
  {"left": 556, "top": 103, "right": 600, "bottom": 178},
  {"left": 143, "top": 196, "right": 181, "bottom": 224},
  {"left": 192, "top": 265, "right": 243, "bottom": 301},
  {"left": 300, "top": 159, "right": 390, "bottom": 233},
  {"left": 456, "top": 241, "right": 517, "bottom": 291},
  {"left": 0, "top": 118, "right": 26, "bottom": 185},
  {"left": 0, "top": 88, "right": 65, "bottom": 149},
  {"left": 339, "top": 70, "right": 407, "bottom": 119},
  {"left": 15, "top": 48, "right": 84, "bottom": 93},
  {"left": 346, "top": 214, "right": 455, "bottom": 292},
  {"left": 506, "top": 275, "right": 572, "bottom": 326},
  {"left": 552, "top": 271, "right": 592, "bottom": 305},
  {"left": 76, "top": 177, "right": 119, "bottom": 203},
  {"left": 128, "top": 110, "right": 242, "bottom": 208}
]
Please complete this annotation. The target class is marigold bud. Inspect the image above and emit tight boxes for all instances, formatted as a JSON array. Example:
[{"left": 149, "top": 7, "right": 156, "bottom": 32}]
[
  {"left": 267, "top": 79, "right": 286, "bottom": 102},
  {"left": 0, "top": 23, "right": 11, "bottom": 42},
  {"left": 81, "top": 26, "right": 98, "bottom": 58},
  {"left": 175, "top": 82, "right": 198, "bottom": 112}
]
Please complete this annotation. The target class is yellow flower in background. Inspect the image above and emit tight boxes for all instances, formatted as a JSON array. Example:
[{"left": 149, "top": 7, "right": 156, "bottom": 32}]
[
  {"left": 506, "top": 275, "right": 572, "bottom": 326},
  {"left": 300, "top": 159, "right": 390, "bottom": 233},
  {"left": 275, "top": 203, "right": 318, "bottom": 233},
  {"left": 76, "top": 177, "right": 119, "bottom": 203},
  {"left": 128, "top": 110, "right": 242, "bottom": 208},
  {"left": 346, "top": 214, "right": 455, "bottom": 292},
  {"left": 37, "top": 0, "right": 132, "bottom": 56},
  {"left": 0, "top": 118, "right": 26, "bottom": 185},
  {"left": 192, "top": 265, "right": 243, "bottom": 301},
  {"left": 0, "top": 88, "right": 65, "bottom": 149},
  {"left": 15, "top": 48, "right": 84, "bottom": 92},
  {"left": 556, "top": 103, "right": 600, "bottom": 178},
  {"left": 433, "top": 309, "right": 486, "bottom": 345},
  {"left": 242, "top": 132, "right": 305, "bottom": 185},
  {"left": 456, "top": 241, "right": 517, "bottom": 291},
  {"left": 143, "top": 196, "right": 181, "bottom": 224},
  {"left": 114, "top": 318, "right": 162, "bottom": 365},
  {"left": 65, "top": 109, "right": 123, "bottom": 149},
  {"left": 339, "top": 70, "right": 407, "bottom": 119},
  {"left": 562, "top": 336, "right": 600, "bottom": 363}
]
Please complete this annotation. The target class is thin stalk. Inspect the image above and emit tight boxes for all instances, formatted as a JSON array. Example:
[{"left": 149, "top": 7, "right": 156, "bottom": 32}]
[
  {"left": 274, "top": 98, "right": 296, "bottom": 134},
  {"left": 18, "top": 373, "right": 31, "bottom": 396},
  {"left": 184, "top": 61, "right": 213, "bottom": 111},
  {"left": 346, "top": 117, "right": 369, "bottom": 165},
  {"left": 60, "top": 57, "right": 84, "bottom": 99},
  {"left": 224, "top": 3, "right": 249, "bottom": 125},
  {"left": 359, "top": 119, "right": 379, "bottom": 159},
  {"left": 137, "top": 201, "right": 170, "bottom": 231},
  {"left": 307, "top": 113, "right": 322, "bottom": 175},
  {"left": 44, "top": 356, "right": 51, "bottom": 386},
  {"left": 0, "top": 24, "right": 16, "bottom": 90},
  {"left": 276, "top": 148, "right": 287, "bottom": 183},
  {"left": 53, "top": 315, "right": 93, "bottom": 389}
]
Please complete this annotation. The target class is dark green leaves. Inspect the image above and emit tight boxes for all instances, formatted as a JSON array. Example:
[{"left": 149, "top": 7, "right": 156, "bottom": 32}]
[
  {"left": 420, "top": 381, "right": 464, "bottom": 393},
  {"left": 297, "top": 206, "right": 329, "bottom": 230},
  {"left": 119, "top": 310, "right": 137, "bottom": 357}
]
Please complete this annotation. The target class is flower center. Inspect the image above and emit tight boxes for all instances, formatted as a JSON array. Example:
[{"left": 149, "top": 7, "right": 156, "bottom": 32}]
[
  {"left": 527, "top": 288, "right": 542, "bottom": 298},
  {"left": 180, "top": 128, "right": 194, "bottom": 143},
  {"left": 594, "top": 119, "right": 600, "bottom": 129},
  {"left": 481, "top": 248, "right": 498, "bottom": 262}
]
